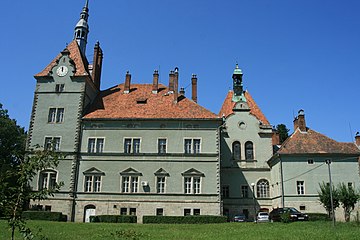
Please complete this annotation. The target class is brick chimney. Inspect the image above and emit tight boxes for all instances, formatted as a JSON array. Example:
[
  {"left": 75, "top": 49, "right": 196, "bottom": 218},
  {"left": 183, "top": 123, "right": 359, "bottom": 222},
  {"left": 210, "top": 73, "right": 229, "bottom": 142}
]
[
  {"left": 168, "top": 71, "right": 175, "bottom": 92},
  {"left": 355, "top": 132, "right": 360, "bottom": 147},
  {"left": 152, "top": 70, "right": 159, "bottom": 94},
  {"left": 173, "top": 67, "right": 179, "bottom": 103},
  {"left": 294, "top": 109, "right": 307, "bottom": 132},
  {"left": 92, "top": 41, "right": 103, "bottom": 90},
  {"left": 191, "top": 74, "right": 198, "bottom": 103},
  {"left": 124, "top": 71, "right": 131, "bottom": 94},
  {"left": 272, "top": 130, "right": 280, "bottom": 145},
  {"left": 179, "top": 87, "right": 185, "bottom": 96}
]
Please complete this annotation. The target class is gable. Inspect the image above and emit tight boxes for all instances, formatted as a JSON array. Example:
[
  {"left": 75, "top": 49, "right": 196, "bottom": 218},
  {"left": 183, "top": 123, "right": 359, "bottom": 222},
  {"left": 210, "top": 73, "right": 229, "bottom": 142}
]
[{"left": 181, "top": 168, "right": 205, "bottom": 177}]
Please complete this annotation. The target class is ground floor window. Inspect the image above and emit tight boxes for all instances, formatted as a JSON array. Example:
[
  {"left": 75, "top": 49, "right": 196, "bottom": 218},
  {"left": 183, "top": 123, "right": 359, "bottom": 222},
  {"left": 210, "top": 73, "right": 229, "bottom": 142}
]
[
  {"left": 184, "top": 209, "right": 191, "bottom": 216},
  {"left": 156, "top": 208, "right": 164, "bottom": 216}
]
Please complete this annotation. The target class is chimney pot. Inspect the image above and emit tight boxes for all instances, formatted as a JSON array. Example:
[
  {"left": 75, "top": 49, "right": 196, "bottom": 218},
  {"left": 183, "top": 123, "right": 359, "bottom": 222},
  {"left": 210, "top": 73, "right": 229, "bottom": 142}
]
[
  {"left": 124, "top": 71, "right": 131, "bottom": 94},
  {"left": 168, "top": 71, "right": 175, "bottom": 92},
  {"left": 152, "top": 70, "right": 159, "bottom": 94},
  {"left": 180, "top": 87, "right": 185, "bottom": 96},
  {"left": 191, "top": 74, "right": 198, "bottom": 103},
  {"left": 297, "top": 109, "right": 307, "bottom": 132}
]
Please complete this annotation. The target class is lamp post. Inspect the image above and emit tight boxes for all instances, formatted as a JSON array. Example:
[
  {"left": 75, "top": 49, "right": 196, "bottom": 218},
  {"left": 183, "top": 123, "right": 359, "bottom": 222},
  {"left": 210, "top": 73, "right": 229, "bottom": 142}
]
[
  {"left": 251, "top": 182, "right": 256, "bottom": 222},
  {"left": 325, "top": 159, "right": 335, "bottom": 227}
]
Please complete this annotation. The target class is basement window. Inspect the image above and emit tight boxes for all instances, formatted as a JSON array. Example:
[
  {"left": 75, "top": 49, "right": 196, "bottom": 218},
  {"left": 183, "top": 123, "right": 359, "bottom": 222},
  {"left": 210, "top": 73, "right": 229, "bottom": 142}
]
[
  {"left": 136, "top": 98, "right": 147, "bottom": 104},
  {"left": 307, "top": 159, "right": 314, "bottom": 164}
]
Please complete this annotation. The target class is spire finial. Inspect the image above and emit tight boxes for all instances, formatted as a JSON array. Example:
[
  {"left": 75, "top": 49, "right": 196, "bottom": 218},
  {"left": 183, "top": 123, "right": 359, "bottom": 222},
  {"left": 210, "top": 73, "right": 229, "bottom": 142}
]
[
  {"left": 85, "top": 0, "right": 89, "bottom": 9},
  {"left": 74, "top": 0, "right": 90, "bottom": 56}
]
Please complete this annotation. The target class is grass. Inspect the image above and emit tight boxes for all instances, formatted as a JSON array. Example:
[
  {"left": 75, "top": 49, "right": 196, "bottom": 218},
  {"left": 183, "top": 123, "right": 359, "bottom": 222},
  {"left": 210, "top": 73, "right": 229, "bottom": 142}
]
[{"left": 1, "top": 220, "right": 360, "bottom": 240}]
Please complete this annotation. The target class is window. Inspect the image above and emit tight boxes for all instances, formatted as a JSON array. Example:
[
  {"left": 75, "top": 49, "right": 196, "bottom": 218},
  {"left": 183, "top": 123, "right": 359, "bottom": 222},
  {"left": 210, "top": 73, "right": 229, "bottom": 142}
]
[
  {"left": 129, "top": 208, "right": 136, "bottom": 216},
  {"left": 158, "top": 139, "right": 167, "bottom": 154},
  {"left": 156, "top": 208, "right": 164, "bottom": 216},
  {"left": 157, "top": 176, "right": 166, "bottom": 193},
  {"left": 87, "top": 138, "right": 104, "bottom": 153},
  {"left": 232, "top": 141, "right": 241, "bottom": 160},
  {"left": 307, "top": 159, "right": 314, "bottom": 164},
  {"left": 241, "top": 185, "right": 249, "bottom": 198},
  {"left": 124, "top": 138, "right": 141, "bottom": 153},
  {"left": 122, "top": 176, "right": 139, "bottom": 193},
  {"left": 257, "top": 179, "right": 270, "bottom": 198},
  {"left": 193, "top": 209, "right": 201, "bottom": 215},
  {"left": 184, "top": 139, "right": 201, "bottom": 154},
  {"left": 245, "top": 141, "right": 254, "bottom": 160},
  {"left": 184, "top": 176, "right": 201, "bottom": 194},
  {"left": 120, "top": 208, "right": 127, "bottom": 215},
  {"left": 39, "top": 170, "right": 57, "bottom": 190},
  {"left": 55, "top": 84, "right": 64, "bottom": 93},
  {"left": 300, "top": 205, "right": 306, "bottom": 211},
  {"left": 184, "top": 209, "right": 191, "bottom": 216},
  {"left": 297, "top": 181, "right": 305, "bottom": 195},
  {"left": 222, "top": 185, "right": 229, "bottom": 198},
  {"left": 44, "top": 137, "right": 61, "bottom": 151},
  {"left": 348, "top": 182, "right": 353, "bottom": 188},
  {"left": 48, "top": 108, "right": 64, "bottom": 123},
  {"left": 84, "top": 175, "right": 102, "bottom": 192}
]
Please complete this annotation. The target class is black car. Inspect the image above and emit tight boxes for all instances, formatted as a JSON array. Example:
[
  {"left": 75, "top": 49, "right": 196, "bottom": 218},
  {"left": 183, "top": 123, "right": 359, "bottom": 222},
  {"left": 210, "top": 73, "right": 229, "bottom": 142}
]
[{"left": 269, "top": 207, "right": 309, "bottom": 222}]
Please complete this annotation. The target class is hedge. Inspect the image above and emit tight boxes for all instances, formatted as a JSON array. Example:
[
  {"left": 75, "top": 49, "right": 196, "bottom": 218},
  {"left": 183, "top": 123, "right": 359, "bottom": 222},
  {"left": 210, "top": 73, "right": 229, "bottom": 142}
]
[
  {"left": 22, "top": 211, "right": 67, "bottom": 222},
  {"left": 143, "top": 215, "right": 227, "bottom": 224},
  {"left": 90, "top": 215, "right": 137, "bottom": 223},
  {"left": 307, "top": 213, "right": 330, "bottom": 221}
]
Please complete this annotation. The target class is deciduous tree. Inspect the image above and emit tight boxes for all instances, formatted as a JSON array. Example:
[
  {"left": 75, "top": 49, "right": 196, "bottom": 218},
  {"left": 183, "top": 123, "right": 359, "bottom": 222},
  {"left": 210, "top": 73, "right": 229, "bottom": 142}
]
[{"left": 338, "top": 183, "right": 360, "bottom": 222}]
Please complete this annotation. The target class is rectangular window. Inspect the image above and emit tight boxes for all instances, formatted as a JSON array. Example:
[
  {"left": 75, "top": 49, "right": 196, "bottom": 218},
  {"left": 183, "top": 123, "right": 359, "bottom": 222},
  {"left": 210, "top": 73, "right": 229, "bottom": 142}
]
[
  {"left": 184, "top": 139, "right": 201, "bottom": 154},
  {"left": 122, "top": 176, "right": 130, "bottom": 193},
  {"left": 124, "top": 138, "right": 140, "bottom": 154},
  {"left": 300, "top": 205, "right": 306, "bottom": 211},
  {"left": 156, "top": 208, "right": 164, "bottom": 216},
  {"left": 158, "top": 139, "right": 167, "bottom": 154},
  {"left": 131, "top": 176, "right": 139, "bottom": 193},
  {"left": 39, "top": 171, "right": 57, "bottom": 190},
  {"left": 307, "top": 159, "right": 314, "bottom": 164},
  {"left": 48, "top": 108, "right": 64, "bottom": 123},
  {"left": 87, "top": 138, "right": 104, "bottom": 153},
  {"left": 241, "top": 185, "right": 249, "bottom": 198},
  {"left": 44, "top": 137, "right": 61, "bottom": 151},
  {"left": 222, "top": 185, "right": 229, "bottom": 198},
  {"left": 184, "top": 209, "right": 191, "bottom": 216},
  {"left": 297, "top": 181, "right": 305, "bottom": 195},
  {"left": 120, "top": 208, "right": 127, "bottom": 215},
  {"left": 122, "top": 176, "right": 138, "bottom": 193},
  {"left": 157, "top": 176, "right": 166, "bottom": 193},
  {"left": 55, "top": 84, "right": 65, "bottom": 93},
  {"left": 184, "top": 176, "right": 201, "bottom": 194},
  {"left": 84, "top": 175, "right": 102, "bottom": 192},
  {"left": 129, "top": 208, "right": 137, "bottom": 216},
  {"left": 193, "top": 209, "right": 201, "bottom": 215}
]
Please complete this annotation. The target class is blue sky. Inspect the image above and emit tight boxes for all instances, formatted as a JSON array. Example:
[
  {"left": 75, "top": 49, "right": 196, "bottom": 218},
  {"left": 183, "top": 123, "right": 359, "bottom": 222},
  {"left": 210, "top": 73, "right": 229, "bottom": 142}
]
[{"left": 0, "top": 0, "right": 359, "bottom": 142}]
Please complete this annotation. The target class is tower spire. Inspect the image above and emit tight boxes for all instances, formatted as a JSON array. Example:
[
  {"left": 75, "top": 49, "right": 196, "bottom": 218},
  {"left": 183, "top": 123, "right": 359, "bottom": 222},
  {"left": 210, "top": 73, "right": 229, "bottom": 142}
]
[
  {"left": 232, "top": 63, "right": 246, "bottom": 102},
  {"left": 74, "top": 0, "right": 90, "bottom": 56}
]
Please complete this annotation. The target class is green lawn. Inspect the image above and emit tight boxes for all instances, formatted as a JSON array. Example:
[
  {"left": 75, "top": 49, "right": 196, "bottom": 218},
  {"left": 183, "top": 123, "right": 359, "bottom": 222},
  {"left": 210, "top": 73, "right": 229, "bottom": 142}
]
[{"left": 1, "top": 220, "right": 360, "bottom": 240}]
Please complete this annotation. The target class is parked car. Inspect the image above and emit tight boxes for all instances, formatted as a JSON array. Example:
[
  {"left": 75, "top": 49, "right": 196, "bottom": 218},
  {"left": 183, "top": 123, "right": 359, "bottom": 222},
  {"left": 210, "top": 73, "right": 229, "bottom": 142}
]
[
  {"left": 269, "top": 207, "right": 309, "bottom": 222},
  {"left": 233, "top": 214, "right": 247, "bottom": 222},
  {"left": 256, "top": 212, "right": 269, "bottom": 222}
]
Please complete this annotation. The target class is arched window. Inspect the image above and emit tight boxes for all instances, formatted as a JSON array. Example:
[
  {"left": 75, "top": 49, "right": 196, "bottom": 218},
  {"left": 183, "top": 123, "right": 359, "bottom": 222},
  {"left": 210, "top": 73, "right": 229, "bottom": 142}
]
[
  {"left": 245, "top": 141, "right": 254, "bottom": 160},
  {"left": 232, "top": 141, "right": 241, "bottom": 160},
  {"left": 257, "top": 179, "right": 269, "bottom": 198}
]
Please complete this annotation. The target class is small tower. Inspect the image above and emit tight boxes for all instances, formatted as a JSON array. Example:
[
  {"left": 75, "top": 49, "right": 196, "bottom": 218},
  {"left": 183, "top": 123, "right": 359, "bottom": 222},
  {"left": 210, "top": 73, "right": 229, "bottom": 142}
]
[
  {"left": 232, "top": 64, "right": 246, "bottom": 102},
  {"left": 74, "top": 0, "right": 90, "bottom": 56}
]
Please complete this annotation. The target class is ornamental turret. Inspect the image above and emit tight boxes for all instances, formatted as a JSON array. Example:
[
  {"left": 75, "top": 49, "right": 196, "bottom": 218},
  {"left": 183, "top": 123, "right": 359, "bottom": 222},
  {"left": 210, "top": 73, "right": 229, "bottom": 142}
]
[
  {"left": 232, "top": 64, "right": 246, "bottom": 102},
  {"left": 74, "top": 0, "right": 90, "bottom": 56}
]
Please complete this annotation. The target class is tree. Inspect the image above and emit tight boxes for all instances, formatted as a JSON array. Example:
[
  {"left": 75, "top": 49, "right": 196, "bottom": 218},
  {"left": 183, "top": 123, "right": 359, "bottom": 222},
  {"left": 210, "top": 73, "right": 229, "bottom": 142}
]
[
  {"left": 0, "top": 103, "right": 63, "bottom": 239},
  {"left": 276, "top": 124, "right": 289, "bottom": 144},
  {"left": 338, "top": 183, "right": 360, "bottom": 222},
  {"left": 318, "top": 182, "right": 340, "bottom": 219}
]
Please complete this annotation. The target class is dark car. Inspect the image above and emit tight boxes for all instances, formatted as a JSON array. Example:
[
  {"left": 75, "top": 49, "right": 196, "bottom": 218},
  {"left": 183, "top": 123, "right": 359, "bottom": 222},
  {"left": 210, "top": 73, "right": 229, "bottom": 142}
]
[
  {"left": 269, "top": 207, "right": 309, "bottom": 222},
  {"left": 233, "top": 214, "right": 247, "bottom": 222}
]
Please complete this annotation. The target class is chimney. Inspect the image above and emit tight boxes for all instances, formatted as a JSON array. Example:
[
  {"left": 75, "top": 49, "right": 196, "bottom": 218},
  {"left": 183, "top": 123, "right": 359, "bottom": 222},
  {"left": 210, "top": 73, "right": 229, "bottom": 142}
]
[
  {"left": 152, "top": 70, "right": 159, "bottom": 94},
  {"left": 179, "top": 87, "right": 185, "bottom": 96},
  {"left": 124, "top": 71, "right": 131, "bottom": 94},
  {"left": 355, "top": 132, "right": 360, "bottom": 147},
  {"left": 272, "top": 130, "right": 280, "bottom": 146},
  {"left": 168, "top": 70, "right": 175, "bottom": 92},
  {"left": 297, "top": 109, "right": 307, "bottom": 132},
  {"left": 92, "top": 41, "right": 103, "bottom": 90},
  {"left": 191, "top": 74, "right": 198, "bottom": 103},
  {"left": 173, "top": 67, "right": 179, "bottom": 103}
]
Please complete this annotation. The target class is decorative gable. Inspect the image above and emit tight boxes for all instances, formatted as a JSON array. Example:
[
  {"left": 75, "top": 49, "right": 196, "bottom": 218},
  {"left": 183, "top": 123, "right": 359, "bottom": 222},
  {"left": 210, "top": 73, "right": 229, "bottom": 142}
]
[
  {"left": 120, "top": 167, "right": 142, "bottom": 176},
  {"left": 83, "top": 167, "right": 105, "bottom": 175},
  {"left": 181, "top": 168, "right": 205, "bottom": 177},
  {"left": 154, "top": 168, "right": 170, "bottom": 176}
]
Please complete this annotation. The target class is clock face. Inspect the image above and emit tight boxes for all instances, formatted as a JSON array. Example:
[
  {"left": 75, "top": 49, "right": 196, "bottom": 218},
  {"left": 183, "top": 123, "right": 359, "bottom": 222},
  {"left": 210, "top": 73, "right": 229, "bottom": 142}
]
[{"left": 56, "top": 65, "right": 68, "bottom": 77}]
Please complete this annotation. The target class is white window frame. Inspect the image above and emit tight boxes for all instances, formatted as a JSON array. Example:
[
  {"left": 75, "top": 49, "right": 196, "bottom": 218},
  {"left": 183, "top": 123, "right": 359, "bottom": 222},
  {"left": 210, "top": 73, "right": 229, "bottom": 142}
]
[
  {"left": 156, "top": 176, "right": 166, "bottom": 193},
  {"left": 38, "top": 170, "right": 57, "bottom": 190},
  {"left": 121, "top": 176, "right": 139, "bottom": 193},
  {"left": 48, "top": 107, "right": 65, "bottom": 123},
  {"left": 257, "top": 179, "right": 270, "bottom": 198},
  {"left": 184, "top": 138, "right": 201, "bottom": 154},
  {"left": 44, "top": 136, "right": 61, "bottom": 151},
  {"left": 158, "top": 138, "right": 167, "bottom": 154},
  {"left": 87, "top": 137, "right": 105, "bottom": 153},
  {"left": 241, "top": 185, "right": 249, "bottom": 198},
  {"left": 84, "top": 175, "right": 102, "bottom": 193},
  {"left": 297, "top": 181, "right": 305, "bottom": 195},
  {"left": 123, "top": 138, "right": 141, "bottom": 154},
  {"left": 183, "top": 176, "right": 202, "bottom": 194}
]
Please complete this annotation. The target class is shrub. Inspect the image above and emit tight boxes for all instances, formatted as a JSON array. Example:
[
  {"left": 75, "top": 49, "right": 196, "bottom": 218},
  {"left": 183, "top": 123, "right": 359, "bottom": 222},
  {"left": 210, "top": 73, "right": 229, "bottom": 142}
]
[
  {"left": 90, "top": 215, "right": 137, "bottom": 223},
  {"left": 22, "top": 211, "right": 67, "bottom": 222},
  {"left": 280, "top": 212, "right": 291, "bottom": 223},
  {"left": 307, "top": 213, "right": 330, "bottom": 221},
  {"left": 143, "top": 215, "right": 227, "bottom": 224}
]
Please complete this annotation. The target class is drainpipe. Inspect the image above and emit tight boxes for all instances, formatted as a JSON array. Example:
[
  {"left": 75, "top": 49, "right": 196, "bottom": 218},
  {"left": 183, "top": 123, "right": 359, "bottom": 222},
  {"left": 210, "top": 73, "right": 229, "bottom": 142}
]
[{"left": 279, "top": 155, "right": 285, "bottom": 208}]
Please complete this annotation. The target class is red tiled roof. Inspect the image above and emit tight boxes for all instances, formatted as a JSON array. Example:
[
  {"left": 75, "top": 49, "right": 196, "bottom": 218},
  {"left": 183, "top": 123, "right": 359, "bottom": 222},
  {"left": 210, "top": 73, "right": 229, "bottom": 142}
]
[
  {"left": 278, "top": 128, "right": 360, "bottom": 155},
  {"left": 83, "top": 84, "right": 220, "bottom": 120},
  {"left": 35, "top": 40, "right": 89, "bottom": 78},
  {"left": 218, "top": 90, "right": 270, "bottom": 125}
]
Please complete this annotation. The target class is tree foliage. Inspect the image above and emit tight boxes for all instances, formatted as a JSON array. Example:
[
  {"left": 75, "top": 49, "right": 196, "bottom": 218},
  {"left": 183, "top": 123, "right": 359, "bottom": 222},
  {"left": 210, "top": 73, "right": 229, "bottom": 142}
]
[
  {"left": 276, "top": 124, "right": 290, "bottom": 144},
  {"left": 0, "top": 103, "right": 63, "bottom": 239},
  {"left": 318, "top": 182, "right": 340, "bottom": 219},
  {"left": 338, "top": 183, "right": 360, "bottom": 222}
]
